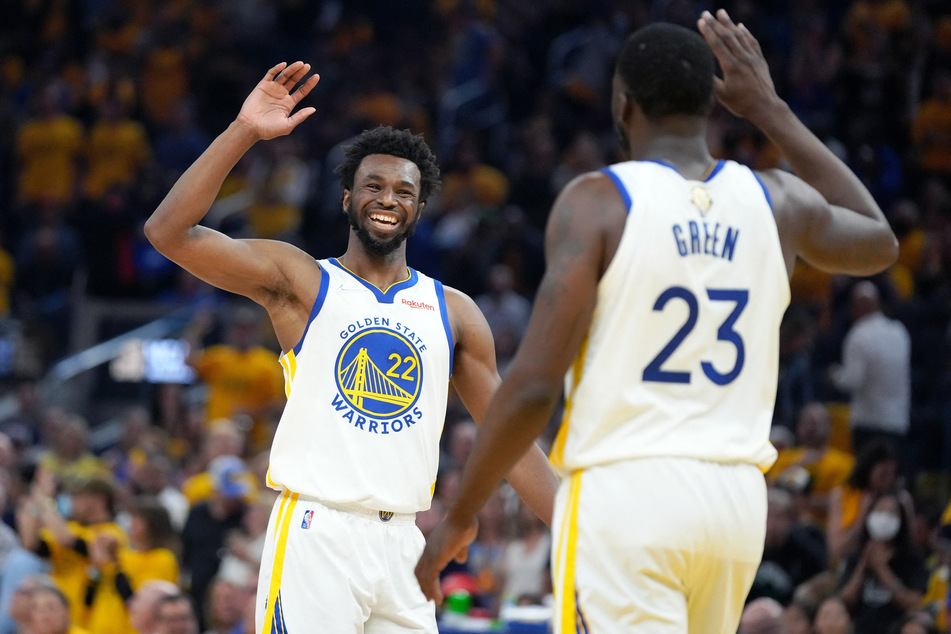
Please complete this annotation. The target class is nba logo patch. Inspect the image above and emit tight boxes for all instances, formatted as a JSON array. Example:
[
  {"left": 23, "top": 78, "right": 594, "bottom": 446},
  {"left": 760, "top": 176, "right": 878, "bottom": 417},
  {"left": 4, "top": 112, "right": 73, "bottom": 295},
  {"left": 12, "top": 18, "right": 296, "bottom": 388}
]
[
  {"left": 379, "top": 511, "right": 394, "bottom": 522},
  {"left": 301, "top": 510, "right": 313, "bottom": 529}
]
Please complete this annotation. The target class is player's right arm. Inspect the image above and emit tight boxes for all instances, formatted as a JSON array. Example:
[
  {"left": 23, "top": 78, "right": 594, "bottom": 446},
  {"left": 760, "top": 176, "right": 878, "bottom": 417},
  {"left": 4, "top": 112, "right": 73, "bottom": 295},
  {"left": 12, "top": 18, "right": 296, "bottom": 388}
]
[
  {"left": 698, "top": 10, "right": 898, "bottom": 277},
  {"left": 144, "top": 62, "right": 320, "bottom": 311}
]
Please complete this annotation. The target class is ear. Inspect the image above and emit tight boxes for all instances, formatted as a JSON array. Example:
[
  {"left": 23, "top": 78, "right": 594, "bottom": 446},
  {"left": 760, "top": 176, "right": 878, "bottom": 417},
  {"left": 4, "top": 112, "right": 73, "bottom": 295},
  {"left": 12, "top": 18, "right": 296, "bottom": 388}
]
[
  {"left": 618, "top": 90, "right": 637, "bottom": 126},
  {"left": 341, "top": 189, "right": 351, "bottom": 213}
]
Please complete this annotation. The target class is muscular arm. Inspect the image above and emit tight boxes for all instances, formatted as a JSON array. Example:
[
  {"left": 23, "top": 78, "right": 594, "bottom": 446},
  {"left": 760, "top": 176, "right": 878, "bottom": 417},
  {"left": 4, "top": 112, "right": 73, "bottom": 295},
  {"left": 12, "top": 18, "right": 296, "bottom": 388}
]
[
  {"left": 698, "top": 10, "right": 897, "bottom": 276},
  {"left": 416, "top": 172, "right": 616, "bottom": 603},
  {"left": 447, "top": 173, "right": 611, "bottom": 524},
  {"left": 446, "top": 288, "right": 559, "bottom": 525},
  {"left": 144, "top": 62, "right": 321, "bottom": 342}
]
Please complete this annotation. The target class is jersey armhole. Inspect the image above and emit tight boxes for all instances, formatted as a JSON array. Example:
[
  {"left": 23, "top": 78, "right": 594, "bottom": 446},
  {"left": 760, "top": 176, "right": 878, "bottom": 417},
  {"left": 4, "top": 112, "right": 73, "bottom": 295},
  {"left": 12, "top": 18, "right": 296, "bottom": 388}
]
[
  {"left": 601, "top": 167, "right": 633, "bottom": 215},
  {"left": 752, "top": 172, "right": 775, "bottom": 214},
  {"left": 434, "top": 280, "right": 455, "bottom": 376},
  {"left": 290, "top": 262, "right": 331, "bottom": 356}
]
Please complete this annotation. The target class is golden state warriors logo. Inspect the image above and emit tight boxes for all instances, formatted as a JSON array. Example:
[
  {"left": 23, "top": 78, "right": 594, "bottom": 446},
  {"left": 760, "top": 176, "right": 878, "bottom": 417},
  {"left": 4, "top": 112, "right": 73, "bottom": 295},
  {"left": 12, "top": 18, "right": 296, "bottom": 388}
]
[{"left": 335, "top": 329, "right": 423, "bottom": 418}]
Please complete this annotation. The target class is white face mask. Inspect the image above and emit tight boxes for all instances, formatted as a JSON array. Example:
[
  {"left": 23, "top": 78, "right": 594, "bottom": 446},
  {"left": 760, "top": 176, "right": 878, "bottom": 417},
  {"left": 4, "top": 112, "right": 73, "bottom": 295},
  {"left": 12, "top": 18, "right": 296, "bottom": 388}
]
[{"left": 866, "top": 511, "right": 901, "bottom": 541}]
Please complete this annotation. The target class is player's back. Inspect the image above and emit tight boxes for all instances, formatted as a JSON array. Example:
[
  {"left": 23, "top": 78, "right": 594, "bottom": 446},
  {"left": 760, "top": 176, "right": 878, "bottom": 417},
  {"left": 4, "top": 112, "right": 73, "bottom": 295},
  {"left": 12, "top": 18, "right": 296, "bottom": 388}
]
[{"left": 550, "top": 159, "right": 789, "bottom": 473}]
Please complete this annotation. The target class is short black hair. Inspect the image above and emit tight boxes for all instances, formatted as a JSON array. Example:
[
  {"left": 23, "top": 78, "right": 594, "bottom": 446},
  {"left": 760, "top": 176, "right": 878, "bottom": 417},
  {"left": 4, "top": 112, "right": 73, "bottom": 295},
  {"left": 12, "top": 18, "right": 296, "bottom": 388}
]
[
  {"left": 334, "top": 126, "right": 441, "bottom": 203},
  {"left": 847, "top": 438, "right": 898, "bottom": 490},
  {"left": 74, "top": 476, "right": 117, "bottom": 517},
  {"left": 615, "top": 22, "right": 715, "bottom": 118}
]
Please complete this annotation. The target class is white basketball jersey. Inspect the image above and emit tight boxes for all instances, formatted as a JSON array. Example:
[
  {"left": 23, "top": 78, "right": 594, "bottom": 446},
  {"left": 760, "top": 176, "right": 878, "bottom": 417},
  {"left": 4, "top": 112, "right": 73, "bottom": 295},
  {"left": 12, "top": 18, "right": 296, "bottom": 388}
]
[
  {"left": 549, "top": 160, "right": 789, "bottom": 474},
  {"left": 267, "top": 258, "right": 453, "bottom": 513}
]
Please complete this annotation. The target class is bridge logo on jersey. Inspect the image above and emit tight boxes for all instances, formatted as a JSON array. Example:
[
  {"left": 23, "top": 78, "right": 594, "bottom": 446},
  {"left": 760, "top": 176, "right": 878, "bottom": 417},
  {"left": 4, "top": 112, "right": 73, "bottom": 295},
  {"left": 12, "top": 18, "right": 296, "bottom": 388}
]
[{"left": 334, "top": 328, "right": 423, "bottom": 418}]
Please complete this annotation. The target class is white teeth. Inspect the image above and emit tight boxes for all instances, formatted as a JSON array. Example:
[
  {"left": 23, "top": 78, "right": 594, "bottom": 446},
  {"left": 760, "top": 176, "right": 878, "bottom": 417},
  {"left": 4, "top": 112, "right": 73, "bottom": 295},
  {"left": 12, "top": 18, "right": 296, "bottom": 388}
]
[{"left": 370, "top": 213, "right": 398, "bottom": 225}]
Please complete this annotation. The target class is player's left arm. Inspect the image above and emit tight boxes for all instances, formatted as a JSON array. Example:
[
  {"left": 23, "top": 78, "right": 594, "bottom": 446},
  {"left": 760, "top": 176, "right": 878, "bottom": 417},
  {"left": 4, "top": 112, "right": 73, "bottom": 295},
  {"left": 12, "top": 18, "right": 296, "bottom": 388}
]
[
  {"left": 417, "top": 173, "right": 614, "bottom": 603},
  {"left": 446, "top": 288, "right": 560, "bottom": 526}
]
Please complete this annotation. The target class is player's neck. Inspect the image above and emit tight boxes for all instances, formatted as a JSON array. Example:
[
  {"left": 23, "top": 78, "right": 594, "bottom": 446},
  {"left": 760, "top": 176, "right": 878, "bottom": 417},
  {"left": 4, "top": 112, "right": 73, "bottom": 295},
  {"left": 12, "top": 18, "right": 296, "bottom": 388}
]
[
  {"left": 629, "top": 119, "right": 715, "bottom": 180},
  {"left": 338, "top": 247, "right": 410, "bottom": 291}
]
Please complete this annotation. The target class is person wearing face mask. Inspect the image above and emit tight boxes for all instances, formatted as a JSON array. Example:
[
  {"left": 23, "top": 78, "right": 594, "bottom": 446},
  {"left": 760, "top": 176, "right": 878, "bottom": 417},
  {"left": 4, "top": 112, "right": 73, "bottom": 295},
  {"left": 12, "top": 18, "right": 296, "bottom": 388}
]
[
  {"left": 827, "top": 439, "right": 913, "bottom": 565},
  {"left": 838, "top": 491, "right": 928, "bottom": 634}
]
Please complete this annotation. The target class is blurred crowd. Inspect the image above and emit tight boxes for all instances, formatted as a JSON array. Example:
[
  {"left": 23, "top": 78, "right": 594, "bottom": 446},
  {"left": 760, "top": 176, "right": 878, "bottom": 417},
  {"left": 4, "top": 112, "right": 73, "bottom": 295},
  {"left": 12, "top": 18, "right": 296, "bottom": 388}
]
[{"left": 0, "top": 0, "right": 950, "bottom": 632}]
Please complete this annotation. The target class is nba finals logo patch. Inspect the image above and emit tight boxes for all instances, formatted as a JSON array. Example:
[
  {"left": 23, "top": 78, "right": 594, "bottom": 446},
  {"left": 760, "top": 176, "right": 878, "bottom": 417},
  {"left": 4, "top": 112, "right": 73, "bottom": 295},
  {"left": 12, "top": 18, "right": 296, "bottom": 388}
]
[
  {"left": 379, "top": 511, "right": 394, "bottom": 522},
  {"left": 335, "top": 329, "right": 423, "bottom": 418},
  {"left": 301, "top": 510, "right": 313, "bottom": 530},
  {"left": 690, "top": 185, "right": 712, "bottom": 216}
]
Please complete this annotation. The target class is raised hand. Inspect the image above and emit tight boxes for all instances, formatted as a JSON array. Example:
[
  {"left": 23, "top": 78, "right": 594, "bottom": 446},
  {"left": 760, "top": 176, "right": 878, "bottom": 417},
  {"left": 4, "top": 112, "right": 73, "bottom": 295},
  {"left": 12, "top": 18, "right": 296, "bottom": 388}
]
[
  {"left": 235, "top": 61, "right": 320, "bottom": 141},
  {"left": 697, "top": 9, "right": 781, "bottom": 123}
]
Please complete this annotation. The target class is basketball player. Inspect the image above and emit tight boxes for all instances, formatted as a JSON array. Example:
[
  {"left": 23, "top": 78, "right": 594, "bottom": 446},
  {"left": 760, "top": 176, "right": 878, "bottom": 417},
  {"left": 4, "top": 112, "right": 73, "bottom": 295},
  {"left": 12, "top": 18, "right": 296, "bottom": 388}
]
[
  {"left": 144, "top": 62, "right": 559, "bottom": 632},
  {"left": 415, "top": 11, "right": 898, "bottom": 633}
]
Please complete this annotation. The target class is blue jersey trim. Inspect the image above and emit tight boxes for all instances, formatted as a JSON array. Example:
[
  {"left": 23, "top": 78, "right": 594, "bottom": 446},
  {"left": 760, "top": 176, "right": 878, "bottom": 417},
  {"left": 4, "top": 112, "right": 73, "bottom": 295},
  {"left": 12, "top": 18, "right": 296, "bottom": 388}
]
[
  {"left": 292, "top": 263, "right": 330, "bottom": 356},
  {"left": 704, "top": 159, "right": 726, "bottom": 182},
  {"left": 328, "top": 257, "right": 419, "bottom": 303},
  {"left": 434, "top": 281, "right": 455, "bottom": 376},
  {"left": 752, "top": 172, "right": 774, "bottom": 213},
  {"left": 601, "top": 168, "right": 632, "bottom": 214}
]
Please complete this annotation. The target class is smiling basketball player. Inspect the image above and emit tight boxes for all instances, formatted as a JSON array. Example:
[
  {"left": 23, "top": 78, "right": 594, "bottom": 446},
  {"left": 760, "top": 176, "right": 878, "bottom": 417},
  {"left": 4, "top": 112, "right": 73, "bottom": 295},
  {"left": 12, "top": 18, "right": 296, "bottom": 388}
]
[{"left": 145, "top": 61, "right": 558, "bottom": 633}]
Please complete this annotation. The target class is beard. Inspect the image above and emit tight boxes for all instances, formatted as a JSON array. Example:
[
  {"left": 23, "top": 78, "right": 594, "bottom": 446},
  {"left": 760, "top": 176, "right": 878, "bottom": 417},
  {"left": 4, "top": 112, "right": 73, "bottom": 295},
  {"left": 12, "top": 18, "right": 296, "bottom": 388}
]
[{"left": 346, "top": 201, "right": 420, "bottom": 257}]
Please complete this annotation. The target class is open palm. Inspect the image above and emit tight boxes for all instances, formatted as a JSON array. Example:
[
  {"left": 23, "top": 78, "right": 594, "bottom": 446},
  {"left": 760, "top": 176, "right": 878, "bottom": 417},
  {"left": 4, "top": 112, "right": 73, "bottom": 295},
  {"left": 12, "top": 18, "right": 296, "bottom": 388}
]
[{"left": 236, "top": 61, "right": 320, "bottom": 140}]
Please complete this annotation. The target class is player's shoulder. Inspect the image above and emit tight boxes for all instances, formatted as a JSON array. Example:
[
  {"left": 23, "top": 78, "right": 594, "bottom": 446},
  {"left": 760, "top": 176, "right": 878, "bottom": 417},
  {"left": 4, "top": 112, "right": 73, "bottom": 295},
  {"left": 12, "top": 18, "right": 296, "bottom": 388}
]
[
  {"left": 559, "top": 168, "right": 625, "bottom": 203},
  {"left": 548, "top": 169, "right": 628, "bottom": 235},
  {"left": 754, "top": 168, "right": 825, "bottom": 216},
  {"left": 439, "top": 285, "right": 491, "bottom": 344},
  {"left": 440, "top": 285, "right": 480, "bottom": 318}
]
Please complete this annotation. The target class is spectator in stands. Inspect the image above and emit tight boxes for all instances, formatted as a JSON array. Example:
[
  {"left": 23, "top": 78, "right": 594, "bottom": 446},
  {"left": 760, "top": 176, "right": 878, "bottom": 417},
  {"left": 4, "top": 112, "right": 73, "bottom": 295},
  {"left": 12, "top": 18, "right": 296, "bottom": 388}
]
[
  {"left": 921, "top": 524, "right": 951, "bottom": 630},
  {"left": 153, "top": 593, "right": 199, "bottom": 634},
  {"left": 16, "top": 470, "right": 126, "bottom": 627},
  {"left": 473, "top": 263, "right": 531, "bottom": 373},
  {"left": 0, "top": 377, "right": 41, "bottom": 451},
  {"left": 128, "top": 580, "right": 179, "bottom": 634},
  {"left": 82, "top": 97, "right": 151, "bottom": 203},
  {"left": 782, "top": 597, "right": 815, "bottom": 634},
  {"left": 122, "top": 498, "right": 180, "bottom": 588},
  {"left": 200, "top": 577, "right": 241, "bottom": 634},
  {"left": 830, "top": 280, "right": 911, "bottom": 462},
  {"left": 465, "top": 487, "right": 508, "bottom": 616},
  {"left": 769, "top": 402, "right": 855, "bottom": 526},
  {"left": 738, "top": 596, "right": 788, "bottom": 634},
  {"left": 216, "top": 493, "right": 271, "bottom": 587},
  {"left": 14, "top": 82, "right": 82, "bottom": 208},
  {"left": 911, "top": 69, "right": 951, "bottom": 178},
  {"left": 180, "top": 458, "right": 248, "bottom": 620},
  {"left": 37, "top": 413, "right": 109, "bottom": 492},
  {"left": 181, "top": 445, "right": 257, "bottom": 509},
  {"left": 501, "top": 499, "right": 550, "bottom": 604},
  {"left": 890, "top": 612, "right": 940, "bottom": 634},
  {"left": 813, "top": 595, "right": 854, "bottom": 634},
  {"left": 440, "top": 418, "right": 478, "bottom": 476},
  {"left": 827, "top": 437, "right": 912, "bottom": 565},
  {"left": 839, "top": 491, "right": 928, "bottom": 634},
  {"left": 4, "top": 574, "right": 57, "bottom": 634},
  {"left": 29, "top": 584, "right": 84, "bottom": 634},
  {"left": 185, "top": 306, "right": 284, "bottom": 454},
  {"left": 750, "top": 487, "right": 828, "bottom": 604}
]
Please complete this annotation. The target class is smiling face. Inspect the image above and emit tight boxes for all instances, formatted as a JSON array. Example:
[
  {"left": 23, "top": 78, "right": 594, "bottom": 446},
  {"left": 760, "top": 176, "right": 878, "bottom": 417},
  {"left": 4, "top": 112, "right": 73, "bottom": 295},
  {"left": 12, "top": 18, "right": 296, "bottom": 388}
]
[{"left": 343, "top": 154, "right": 424, "bottom": 258}]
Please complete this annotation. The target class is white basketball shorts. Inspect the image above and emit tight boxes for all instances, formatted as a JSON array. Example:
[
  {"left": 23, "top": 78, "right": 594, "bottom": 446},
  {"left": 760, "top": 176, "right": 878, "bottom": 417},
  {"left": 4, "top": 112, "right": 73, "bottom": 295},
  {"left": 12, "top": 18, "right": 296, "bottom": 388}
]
[
  {"left": 255, "top": 490, "right": 437, "bottom": 633},
  {"left": 551, "top": 457, "right": 767, "bottom": 634}
]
